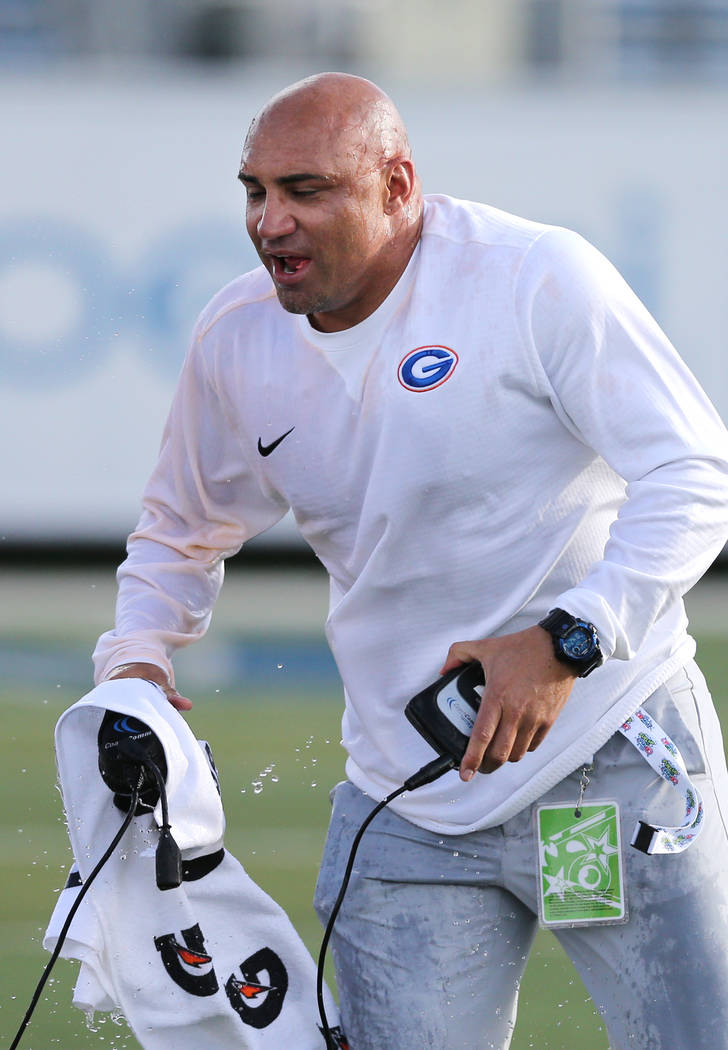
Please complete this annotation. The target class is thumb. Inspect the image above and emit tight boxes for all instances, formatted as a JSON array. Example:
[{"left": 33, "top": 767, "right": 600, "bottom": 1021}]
[{"left": 165, "top": 688, "right": 193, "bottom": 712}]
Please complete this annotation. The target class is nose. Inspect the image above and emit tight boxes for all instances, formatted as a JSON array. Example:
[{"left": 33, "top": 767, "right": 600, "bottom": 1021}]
[{"left": 255, "top": 191, "right": 296, "bottom": 242}]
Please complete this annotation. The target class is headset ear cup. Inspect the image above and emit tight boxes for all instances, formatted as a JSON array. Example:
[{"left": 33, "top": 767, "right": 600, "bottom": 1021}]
[{"left": 98, "top": 710, "right": 168, "bottom": 811}]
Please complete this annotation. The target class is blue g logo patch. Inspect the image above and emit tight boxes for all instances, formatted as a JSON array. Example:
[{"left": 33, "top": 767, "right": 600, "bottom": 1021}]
[{"left": 398, "top": 345, "right": 458, "bottom": 391}]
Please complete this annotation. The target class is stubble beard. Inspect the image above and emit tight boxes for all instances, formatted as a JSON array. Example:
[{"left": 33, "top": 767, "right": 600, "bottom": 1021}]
[{"left": 274, "top": 284, "right": 338, "bottom": 318}]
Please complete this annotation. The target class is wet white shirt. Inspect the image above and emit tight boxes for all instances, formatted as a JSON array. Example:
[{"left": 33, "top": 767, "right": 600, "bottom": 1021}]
[{"left": 94, "top": 195, "right": 728, "bottom": 833}]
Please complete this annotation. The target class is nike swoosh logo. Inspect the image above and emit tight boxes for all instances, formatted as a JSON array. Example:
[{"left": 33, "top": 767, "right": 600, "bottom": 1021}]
[{"left": 257, "top": 426, "right": 295, "bottom": 457}]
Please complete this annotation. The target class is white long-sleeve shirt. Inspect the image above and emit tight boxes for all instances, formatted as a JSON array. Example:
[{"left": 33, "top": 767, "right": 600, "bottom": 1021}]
[{"left": 94, "top": 195, "right": 728, "bottom": 833}]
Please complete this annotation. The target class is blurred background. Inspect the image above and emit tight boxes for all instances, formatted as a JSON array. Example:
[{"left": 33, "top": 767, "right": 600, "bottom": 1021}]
[
  {"left": 1, "top": 2, "right": 727, "bottom": 1048},
  {"left": 2, "top": 0, "right": 728, "bottom": 552}
]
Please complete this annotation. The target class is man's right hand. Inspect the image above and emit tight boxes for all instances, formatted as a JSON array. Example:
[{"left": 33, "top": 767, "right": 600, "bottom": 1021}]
[{"left": 104, "top": 662, "right": 193, "bottom": 711}]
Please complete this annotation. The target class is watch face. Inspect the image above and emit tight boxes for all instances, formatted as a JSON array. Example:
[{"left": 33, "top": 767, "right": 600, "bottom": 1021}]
[{"left": 563, "top": 626, "right": 595, "bottom": 659}]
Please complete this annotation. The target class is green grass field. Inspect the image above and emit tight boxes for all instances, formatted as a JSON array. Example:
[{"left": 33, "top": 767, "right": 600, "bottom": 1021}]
[{"left": 2, "top": 636, "right": 726, "bottom": 1050}]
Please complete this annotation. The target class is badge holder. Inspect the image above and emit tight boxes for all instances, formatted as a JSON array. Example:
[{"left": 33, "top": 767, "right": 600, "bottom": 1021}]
[
  {"left": 536, "top": 799, "right": 628, "bottom": 929},
  {"left": 536, "top": 765, "right": 628, "bottom": 929}
]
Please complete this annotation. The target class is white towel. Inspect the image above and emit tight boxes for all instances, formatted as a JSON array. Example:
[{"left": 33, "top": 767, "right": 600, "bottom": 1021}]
[{"left": 44, "top": 679, "right": 344, "bottom": 1049}]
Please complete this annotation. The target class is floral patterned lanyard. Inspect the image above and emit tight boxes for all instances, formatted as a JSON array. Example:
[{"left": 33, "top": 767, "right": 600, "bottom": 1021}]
[{"left": 619, "top": 708, "right": 704, "bottom": 855}]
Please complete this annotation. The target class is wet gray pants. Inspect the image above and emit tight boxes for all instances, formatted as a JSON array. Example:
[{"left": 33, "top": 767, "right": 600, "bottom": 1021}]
[{"left": 314, "top": 663, "right": 728, "bottom": 1049}]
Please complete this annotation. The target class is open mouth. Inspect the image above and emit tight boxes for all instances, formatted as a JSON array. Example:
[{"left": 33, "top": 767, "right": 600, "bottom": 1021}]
[{"left": 271, "top": 255, "right": 311, "bottom": 281}]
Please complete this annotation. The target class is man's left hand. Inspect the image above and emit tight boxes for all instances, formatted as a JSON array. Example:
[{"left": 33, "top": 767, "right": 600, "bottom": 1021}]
[{"left": 440, "top": 626, "right": 577, "bottom": 781}]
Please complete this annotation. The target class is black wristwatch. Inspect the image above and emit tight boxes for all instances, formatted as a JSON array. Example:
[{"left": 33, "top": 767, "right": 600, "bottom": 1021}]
[{"left": 538, "top": 608, "right": 603, "bottom": 677}]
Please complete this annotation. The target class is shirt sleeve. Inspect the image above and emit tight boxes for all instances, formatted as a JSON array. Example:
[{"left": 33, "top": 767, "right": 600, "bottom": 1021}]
[
  {"left": 92, "top": 328, "right": 290, "bottom": 685},
  {"left": 517, "top": 227, "right": 728, "bottom": 660}
]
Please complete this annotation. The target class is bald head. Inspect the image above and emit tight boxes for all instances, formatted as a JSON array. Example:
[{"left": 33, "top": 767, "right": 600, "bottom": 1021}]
[
  {"left": 245, "top": 73, "right": 413, "bottom": 175},
  {"left": 239, "top": 73, "right": 423, "bottom": 332}
]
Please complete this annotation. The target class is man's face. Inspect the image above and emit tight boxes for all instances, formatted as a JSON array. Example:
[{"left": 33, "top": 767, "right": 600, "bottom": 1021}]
[{"left": 239, "top": 107, "right": 394, "bottom": 332}]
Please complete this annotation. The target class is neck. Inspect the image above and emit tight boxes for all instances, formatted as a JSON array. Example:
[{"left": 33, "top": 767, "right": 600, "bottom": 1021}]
[{"left": 310, "top": 212, "right": 423, "bottom": 333}]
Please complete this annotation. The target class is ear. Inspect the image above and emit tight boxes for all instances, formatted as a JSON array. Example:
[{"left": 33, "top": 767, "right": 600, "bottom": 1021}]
[{"left": 383, "top": 158, "right": 417, "bottom": 214}]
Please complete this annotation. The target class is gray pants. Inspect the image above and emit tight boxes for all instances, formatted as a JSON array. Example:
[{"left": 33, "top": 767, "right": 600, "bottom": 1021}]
[{"left": 314, "top": 663, "right": 728, "bottom": 1049}]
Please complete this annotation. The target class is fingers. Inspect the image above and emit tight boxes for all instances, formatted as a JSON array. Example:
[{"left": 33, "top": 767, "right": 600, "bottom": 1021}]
[
  {"left": 166, "top": 690, "right": 194, "bottom": 711},
  {"left": 439, "top": 641, "right": 478, "bottom": 675},
  {"left": 459, "top": 701, "right": 503, "bottom": 780},
  {"left": 460, "top": 707, "right": 541, "bottom": 780},
  {"left": 442, "top": 639, "right": 520, "bottom": 779},
  {"left": 510, "top": 723, "right": 540, "bottom": 763},
  {"left": 442, "top": 640, "right": 503, "bottom": 779},
  {"left": 527, "top": 725, "right": 549, "bottom": 752},
  {"left": 459, "top": 695, "right": 534, "bottom": 777},
  {"left": 458, "top": 695, "right": 561, "bottom": 780},
  {"left": 446, "top": 626, "right": 576, "bottom": 782}
]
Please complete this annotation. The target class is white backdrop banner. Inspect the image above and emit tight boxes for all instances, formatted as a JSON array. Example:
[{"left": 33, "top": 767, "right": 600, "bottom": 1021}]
[{"left": 2, "top": 69, "right": 726, "bottom": 544}]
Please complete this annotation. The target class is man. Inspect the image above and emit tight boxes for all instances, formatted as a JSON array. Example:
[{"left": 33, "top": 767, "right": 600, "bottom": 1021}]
[{"left": 94, "top": 74, "right": 728, "bottom": 1048}]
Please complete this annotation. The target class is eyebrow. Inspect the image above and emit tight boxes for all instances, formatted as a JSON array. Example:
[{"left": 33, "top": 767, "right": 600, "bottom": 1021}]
[{"left": 237, "top": 172, "right": 335, "bottom": 187}]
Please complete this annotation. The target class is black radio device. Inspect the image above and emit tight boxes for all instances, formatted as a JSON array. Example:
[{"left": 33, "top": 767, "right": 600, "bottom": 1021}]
[{"left": 405, "top": 661, "right": 485, "bottom": 768}]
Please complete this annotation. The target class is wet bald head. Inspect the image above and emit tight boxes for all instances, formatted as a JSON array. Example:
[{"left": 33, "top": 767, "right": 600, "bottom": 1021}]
[
  {"left": 244, "top": 72, "right": 414, "bottom": 180},
  {"left": 239, "top": 73, "right": 423, "bottom": 332}
]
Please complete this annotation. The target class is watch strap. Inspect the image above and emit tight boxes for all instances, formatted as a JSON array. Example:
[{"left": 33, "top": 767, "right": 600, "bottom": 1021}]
[{"left": 539, "top": 608, "right": 579, "bottom": 638}]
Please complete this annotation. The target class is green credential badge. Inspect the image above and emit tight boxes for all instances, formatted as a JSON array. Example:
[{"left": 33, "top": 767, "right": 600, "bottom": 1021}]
[{"left": 536, "top": 802, "right": 628, "bottom": 928}]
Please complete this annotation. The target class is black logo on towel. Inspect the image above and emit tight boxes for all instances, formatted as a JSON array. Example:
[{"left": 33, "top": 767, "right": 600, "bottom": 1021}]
[
  {"left": 225, "top": 947, "right": 288, "bottom": 1029},
  {"left": 154, "top": 924, "right": 219, "bottom": 997},
  {"left": 154, "top": 924, "right": 289, "bottom": 1029}
]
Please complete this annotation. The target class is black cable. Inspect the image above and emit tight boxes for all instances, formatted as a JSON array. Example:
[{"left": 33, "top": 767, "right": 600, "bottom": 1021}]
[
  {"left": 143, "top": 758, "right": 182, "bottom": 890},
  {"left": 8, "top": 783, "right": 140, "bottom": 1050},
  {"left": 316, "top": 754, "right": 455, "bottom": 1047}
]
